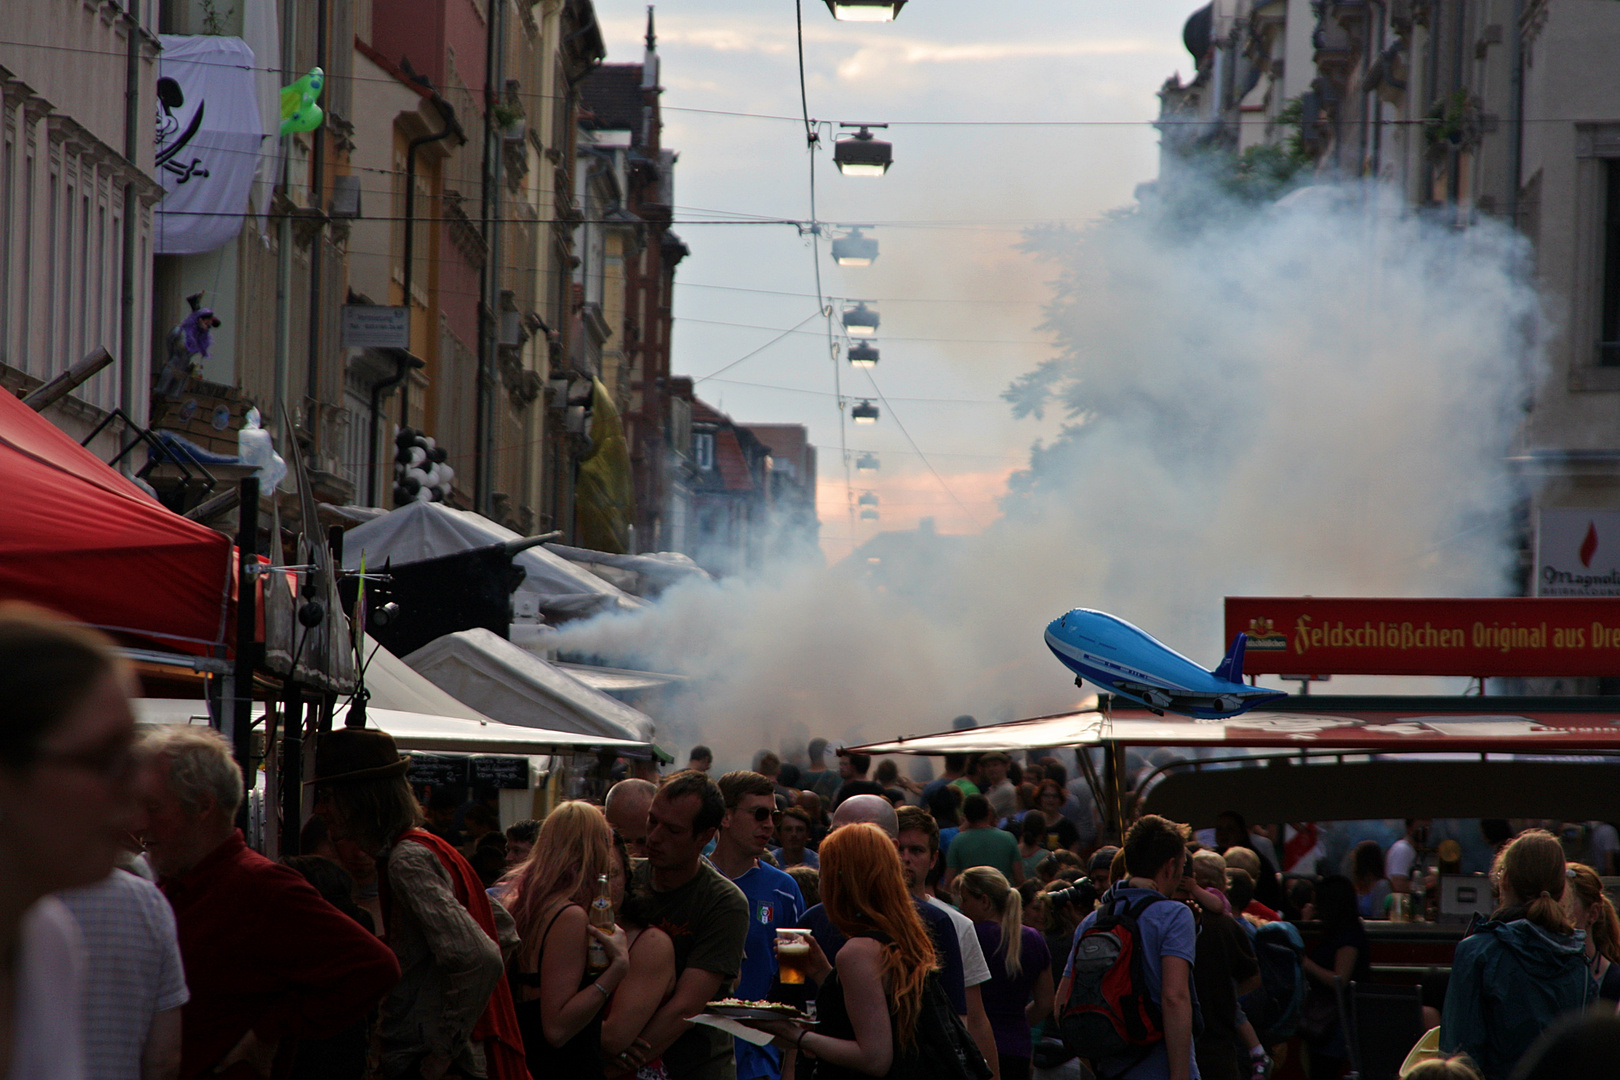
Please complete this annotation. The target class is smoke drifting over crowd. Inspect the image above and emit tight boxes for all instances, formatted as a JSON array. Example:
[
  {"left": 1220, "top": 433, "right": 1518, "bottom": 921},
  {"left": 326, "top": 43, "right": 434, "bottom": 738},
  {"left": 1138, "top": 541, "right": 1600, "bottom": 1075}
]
[{"left": 552, "top": 180, "right": 1544, "bottom": 768}]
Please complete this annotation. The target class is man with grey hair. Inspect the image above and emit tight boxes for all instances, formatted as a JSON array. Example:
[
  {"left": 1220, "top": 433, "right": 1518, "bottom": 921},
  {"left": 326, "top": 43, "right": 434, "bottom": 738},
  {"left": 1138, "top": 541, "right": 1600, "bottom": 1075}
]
[
  {"left": 141, "top": 725, "right": 400, "bottom": 1080},
  {"left": 605, "top": 776, "right": 656, "bottom": 857}
]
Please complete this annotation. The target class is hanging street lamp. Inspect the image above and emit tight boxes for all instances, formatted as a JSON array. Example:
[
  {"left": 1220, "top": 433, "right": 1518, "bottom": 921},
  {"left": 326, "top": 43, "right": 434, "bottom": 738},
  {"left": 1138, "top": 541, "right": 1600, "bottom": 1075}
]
[
  {"left": 832, "top": 228, "right": 879, "bottom": 266},
  {"left": 842, "top": 302, "right": 880, "bottom": 335},
  {"left": 834, "top": 125, "right": 892, "bottom": 176},
  {"left": 848, "top": 341, "right": 879, "bottom": 367},
  {"left": 856, "top": 452, "right": 880, "bottom": 472},
  {"left": 825, "top": 0, "right": 906, "bottom": 21},
  {"left": 851, "top": 400, "right": 880, "bottom": 423}
]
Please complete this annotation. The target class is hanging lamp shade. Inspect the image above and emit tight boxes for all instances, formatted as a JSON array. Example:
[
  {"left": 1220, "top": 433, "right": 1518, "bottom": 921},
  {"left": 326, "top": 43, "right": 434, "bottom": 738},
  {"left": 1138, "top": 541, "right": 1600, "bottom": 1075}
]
[
  {"left": 848, "top": 341, "right": 879, "bottom": 367},
  {"left": 858, "top": 491, "right": 879, "bottom": 507},
  {"left": 832, "top": 229, "right": 879, "bottom": 266},
  {"left": 860, "top": 507, "right": 880, "bottom": 520},
  {"left": 825, "top": 0, "right": 906, "bottom": 20},
  {"left": 842, "top": 302, "right": 880, "bottom": 336},
  {"left": 851, "top": 400, "right": 879, "bottom": 424},
  {"left": 856, "top": 452, "right": 880, "bottom": 472},
  {"left": 834, "top": 128, "right": 892, "bottom": 176}
]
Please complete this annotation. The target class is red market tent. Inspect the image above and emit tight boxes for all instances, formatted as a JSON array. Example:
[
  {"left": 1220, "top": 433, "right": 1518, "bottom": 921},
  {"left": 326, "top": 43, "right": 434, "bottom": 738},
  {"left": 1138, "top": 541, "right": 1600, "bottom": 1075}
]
[{"left": 0, "top": 389, "right": 233, "bottom": 650}]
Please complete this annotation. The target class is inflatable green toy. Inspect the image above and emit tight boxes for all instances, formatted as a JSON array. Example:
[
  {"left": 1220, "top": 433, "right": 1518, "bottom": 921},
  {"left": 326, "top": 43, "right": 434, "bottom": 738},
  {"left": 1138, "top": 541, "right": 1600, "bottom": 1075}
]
[{"left": 279, "top": 67, "right": 324, "bottom": 134}]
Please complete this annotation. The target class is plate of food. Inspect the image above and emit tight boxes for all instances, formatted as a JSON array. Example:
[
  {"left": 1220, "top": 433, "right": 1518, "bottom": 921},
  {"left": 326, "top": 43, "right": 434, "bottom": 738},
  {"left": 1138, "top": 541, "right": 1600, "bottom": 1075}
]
[{"left": 704, "top": 999, "right": 811, "bottom": 1022}]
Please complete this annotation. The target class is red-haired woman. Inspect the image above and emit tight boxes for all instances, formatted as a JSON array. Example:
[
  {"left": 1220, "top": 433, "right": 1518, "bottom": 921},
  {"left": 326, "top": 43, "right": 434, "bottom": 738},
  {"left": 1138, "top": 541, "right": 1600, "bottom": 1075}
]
[
  {"left": 503, "top": 801, "right": 629, "bottom": 1077},
  {"left": 746, "top": 822, "right": 944, "bottom": 1078},
  {"left": 1564, "top": 862, "right": 1620, "bottom": 1002}
]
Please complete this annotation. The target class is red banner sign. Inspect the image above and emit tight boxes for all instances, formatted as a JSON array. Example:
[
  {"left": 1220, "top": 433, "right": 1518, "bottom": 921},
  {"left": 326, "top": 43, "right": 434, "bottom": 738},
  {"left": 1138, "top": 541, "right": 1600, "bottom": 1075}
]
[{"left": 1224, "top": 597, "right": 1620, "bottom": 677}]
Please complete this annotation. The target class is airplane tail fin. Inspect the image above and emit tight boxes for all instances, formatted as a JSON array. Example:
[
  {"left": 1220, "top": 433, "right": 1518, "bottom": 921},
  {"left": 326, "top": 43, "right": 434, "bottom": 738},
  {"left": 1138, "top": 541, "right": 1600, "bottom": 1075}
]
[{"left": 1212, "top": 633, "right": 1248, "bottom": 683}]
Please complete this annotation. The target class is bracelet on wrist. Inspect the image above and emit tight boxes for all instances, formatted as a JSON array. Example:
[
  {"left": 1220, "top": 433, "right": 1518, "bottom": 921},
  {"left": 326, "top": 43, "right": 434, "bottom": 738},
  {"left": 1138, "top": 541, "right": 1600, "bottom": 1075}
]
[{"left": 593, "top": 980, "right": 612, "bottom": 1000}]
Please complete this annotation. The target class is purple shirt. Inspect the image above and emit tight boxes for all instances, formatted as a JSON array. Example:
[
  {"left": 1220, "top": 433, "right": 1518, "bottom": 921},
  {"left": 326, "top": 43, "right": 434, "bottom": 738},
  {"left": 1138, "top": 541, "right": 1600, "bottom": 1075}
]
[{"left": 972, "top": 922, "right": 1051, "bottom": 1059}]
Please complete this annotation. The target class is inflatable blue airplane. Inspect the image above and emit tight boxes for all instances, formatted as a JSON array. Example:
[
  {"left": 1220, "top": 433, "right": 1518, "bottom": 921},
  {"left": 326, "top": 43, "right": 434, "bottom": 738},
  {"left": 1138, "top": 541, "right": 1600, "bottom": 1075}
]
[{"left": 1044, "top": 608, "right": 1288, "bottom": 719}]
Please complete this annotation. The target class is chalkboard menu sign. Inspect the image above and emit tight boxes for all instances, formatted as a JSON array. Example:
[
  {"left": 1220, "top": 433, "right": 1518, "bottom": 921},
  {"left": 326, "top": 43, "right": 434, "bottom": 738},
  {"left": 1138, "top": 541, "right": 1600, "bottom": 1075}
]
[
  {"left": 471, "top": 756, "right": 530, "bottom": 790},
  {"left": 408, "top": 754, "right": 468, "bottom": 792},
  {"left": 409, "top": 753, "right": 530, "bottom": 791}
]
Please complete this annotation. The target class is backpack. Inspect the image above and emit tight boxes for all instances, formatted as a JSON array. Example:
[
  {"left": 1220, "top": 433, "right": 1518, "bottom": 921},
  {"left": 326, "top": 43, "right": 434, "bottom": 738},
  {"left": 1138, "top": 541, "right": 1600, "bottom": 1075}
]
[
  {"left": 892, "top": 969, "right": 993, "bottom": 1080},
  {"left": 1059, "top": 893, "right": 1174, "bottom": 1063},
  {"left": 1240, "top": 920, "right": 1306, "bottom": 1046}
]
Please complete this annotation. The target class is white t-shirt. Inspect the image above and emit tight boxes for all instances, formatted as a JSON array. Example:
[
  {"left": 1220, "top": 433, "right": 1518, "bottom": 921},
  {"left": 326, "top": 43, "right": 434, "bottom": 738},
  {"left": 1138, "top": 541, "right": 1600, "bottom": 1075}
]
[
  {"left": 14, "top": 897, "right": 87, "bottom": 1080},
  {"left": 58, "top": 869, "right": 190, "bottom": 1080},
  {"left": 926, "top": 895, "right": 991, "bottom": 987},
  {"left": 1386, "top": 837, "right": 1418, "bottom": 882}
]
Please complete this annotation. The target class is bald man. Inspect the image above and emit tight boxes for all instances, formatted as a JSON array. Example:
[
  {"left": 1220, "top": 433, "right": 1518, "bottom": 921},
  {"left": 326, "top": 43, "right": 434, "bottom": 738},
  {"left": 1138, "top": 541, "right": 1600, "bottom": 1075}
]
[
  {"left": 605, "top": 778, "right": 656, "bottom": 857},
  {"left": 828, "top": 793, "right": 898, "bottom": 837},
  {"left": 799, "top": 795, "right": 1000, "bottom": 1080}
]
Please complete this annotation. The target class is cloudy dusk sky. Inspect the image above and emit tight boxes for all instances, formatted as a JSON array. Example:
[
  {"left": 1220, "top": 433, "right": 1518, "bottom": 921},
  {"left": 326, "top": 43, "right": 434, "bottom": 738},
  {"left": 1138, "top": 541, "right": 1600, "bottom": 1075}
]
[{"left": 591, "top": 1, "right": 1198, "bottom": 559}]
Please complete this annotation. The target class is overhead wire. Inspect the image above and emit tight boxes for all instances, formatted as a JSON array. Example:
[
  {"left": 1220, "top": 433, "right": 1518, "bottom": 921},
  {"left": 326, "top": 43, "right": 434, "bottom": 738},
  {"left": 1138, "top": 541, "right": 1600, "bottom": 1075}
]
[{"left": 794, "top": 0, "right": 855, "bottom": 540}]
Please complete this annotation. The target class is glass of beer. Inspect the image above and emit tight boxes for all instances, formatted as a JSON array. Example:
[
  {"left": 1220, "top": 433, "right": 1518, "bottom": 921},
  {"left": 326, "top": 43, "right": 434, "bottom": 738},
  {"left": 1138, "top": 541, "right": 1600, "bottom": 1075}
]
[{"left": 775, "top": 929, "right": 812, "bottom": 1011}]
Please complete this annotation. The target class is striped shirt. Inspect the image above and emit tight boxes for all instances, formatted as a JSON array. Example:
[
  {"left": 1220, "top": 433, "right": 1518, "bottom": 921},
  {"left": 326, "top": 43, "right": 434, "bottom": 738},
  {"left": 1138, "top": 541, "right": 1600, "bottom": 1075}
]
[{"left": 59, "top": 869, "right": 189, "bottom": 1080}]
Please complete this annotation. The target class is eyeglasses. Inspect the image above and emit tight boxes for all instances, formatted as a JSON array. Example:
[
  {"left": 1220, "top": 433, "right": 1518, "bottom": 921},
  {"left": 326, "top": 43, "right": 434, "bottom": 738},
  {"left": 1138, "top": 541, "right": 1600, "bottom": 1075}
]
[{"left": 739, "top": 806, "right": 781, "bottom": 823}]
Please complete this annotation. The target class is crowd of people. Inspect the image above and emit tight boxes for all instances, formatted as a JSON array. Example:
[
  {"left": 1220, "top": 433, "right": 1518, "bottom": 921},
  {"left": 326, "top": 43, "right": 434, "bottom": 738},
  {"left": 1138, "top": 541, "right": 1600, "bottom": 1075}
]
[{"left": 7, "top": 602, "right": 1620, "bottom": 1080}]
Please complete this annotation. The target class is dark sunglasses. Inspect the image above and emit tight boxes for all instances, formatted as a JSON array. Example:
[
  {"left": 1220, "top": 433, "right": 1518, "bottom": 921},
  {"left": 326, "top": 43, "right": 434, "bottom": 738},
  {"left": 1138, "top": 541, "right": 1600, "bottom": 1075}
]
[{"left": 740, "top": 806, "right": 782, "bottom": 823}]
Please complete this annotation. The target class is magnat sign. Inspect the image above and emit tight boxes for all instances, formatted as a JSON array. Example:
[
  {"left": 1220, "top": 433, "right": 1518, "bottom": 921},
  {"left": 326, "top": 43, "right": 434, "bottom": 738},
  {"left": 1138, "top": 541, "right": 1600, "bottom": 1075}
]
[{"left": 1225, "top": 596, "right": 1620, "bottom": 677}]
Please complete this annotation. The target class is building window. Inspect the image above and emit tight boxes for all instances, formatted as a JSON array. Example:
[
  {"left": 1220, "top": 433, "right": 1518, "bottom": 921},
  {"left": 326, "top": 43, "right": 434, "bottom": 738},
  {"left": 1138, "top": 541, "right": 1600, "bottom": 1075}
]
[
  {"left": 1602, "top": 160, "right": 1620, "bottom": 366},
  {"left": 694, "top": 431, "right": 714, "bottom": 471}
]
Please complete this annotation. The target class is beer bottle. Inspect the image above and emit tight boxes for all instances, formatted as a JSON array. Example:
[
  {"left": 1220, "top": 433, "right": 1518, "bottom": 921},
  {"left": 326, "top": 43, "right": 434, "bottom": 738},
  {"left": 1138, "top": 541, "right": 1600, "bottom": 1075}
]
[{"left": 587, "top": 873, "right": 613, "bottom": 972}]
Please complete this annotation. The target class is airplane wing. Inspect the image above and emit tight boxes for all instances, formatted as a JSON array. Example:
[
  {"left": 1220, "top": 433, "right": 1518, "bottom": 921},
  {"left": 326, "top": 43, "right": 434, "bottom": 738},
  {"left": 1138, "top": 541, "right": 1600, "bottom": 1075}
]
[{"left": 1112, "top": 680, "right": 1281, "bottom": 718}]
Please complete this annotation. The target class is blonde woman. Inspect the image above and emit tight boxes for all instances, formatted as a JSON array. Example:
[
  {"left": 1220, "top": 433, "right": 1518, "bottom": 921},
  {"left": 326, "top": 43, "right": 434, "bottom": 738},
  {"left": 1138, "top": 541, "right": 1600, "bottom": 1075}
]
[
  {"left": 956, "top": 867, "right": 1054, "bottom": 1080},
  {"left": 504, "top": 802, "right": 629, "bottom": 1077}
]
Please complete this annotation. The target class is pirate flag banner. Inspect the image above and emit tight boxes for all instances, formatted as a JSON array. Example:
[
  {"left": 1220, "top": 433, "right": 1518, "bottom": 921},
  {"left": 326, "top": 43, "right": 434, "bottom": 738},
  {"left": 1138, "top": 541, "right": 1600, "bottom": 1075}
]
[{"left": 155, "top": 35, "right": 265, "bottom": 255}]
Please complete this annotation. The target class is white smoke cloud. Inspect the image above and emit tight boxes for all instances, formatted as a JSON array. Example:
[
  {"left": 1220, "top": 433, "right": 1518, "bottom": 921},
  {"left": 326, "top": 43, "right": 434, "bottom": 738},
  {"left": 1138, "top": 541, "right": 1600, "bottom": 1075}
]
[{"left": 550, "top": 180, "right": 1543, "bottom": 769}]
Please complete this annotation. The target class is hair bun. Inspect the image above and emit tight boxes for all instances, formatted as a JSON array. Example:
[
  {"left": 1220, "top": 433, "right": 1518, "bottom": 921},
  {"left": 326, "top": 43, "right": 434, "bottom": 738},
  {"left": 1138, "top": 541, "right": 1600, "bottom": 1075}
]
[{"left": 1540, "top": 890, "right": 1553, "bottom": 900}]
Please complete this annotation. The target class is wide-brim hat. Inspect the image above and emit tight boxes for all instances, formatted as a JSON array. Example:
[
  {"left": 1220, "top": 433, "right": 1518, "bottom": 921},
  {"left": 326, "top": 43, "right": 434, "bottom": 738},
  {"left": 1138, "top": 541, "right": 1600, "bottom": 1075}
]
[{"left": 309, "top": 728, "right": 411, "bottom": 785}]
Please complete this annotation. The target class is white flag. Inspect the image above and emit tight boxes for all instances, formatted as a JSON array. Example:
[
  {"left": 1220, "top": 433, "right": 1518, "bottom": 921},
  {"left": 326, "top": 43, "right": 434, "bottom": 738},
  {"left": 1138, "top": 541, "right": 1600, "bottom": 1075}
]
[{"left": 155, "top": 35, "right": 264, "bottom": 254}]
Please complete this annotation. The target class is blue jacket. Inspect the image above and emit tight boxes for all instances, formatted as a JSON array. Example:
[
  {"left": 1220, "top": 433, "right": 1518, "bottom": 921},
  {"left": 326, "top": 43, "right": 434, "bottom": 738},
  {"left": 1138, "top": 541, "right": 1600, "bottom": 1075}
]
[{"left": 1440, "top": 915, "right": 1594, "bottom": 1080}]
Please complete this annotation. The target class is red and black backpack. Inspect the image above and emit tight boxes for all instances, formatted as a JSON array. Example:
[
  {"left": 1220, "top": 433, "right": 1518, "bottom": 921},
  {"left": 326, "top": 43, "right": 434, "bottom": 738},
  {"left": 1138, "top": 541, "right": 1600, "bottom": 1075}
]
[{"left": 1058, "top": 893, "right": 1173, "bottom": 1064}]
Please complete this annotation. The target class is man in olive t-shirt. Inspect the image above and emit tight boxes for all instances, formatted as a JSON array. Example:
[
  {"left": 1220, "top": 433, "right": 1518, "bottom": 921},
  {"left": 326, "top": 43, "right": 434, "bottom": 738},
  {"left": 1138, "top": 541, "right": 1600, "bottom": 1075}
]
[{"left": 620, "top": 772, "right": 749, "bottom": 1080}]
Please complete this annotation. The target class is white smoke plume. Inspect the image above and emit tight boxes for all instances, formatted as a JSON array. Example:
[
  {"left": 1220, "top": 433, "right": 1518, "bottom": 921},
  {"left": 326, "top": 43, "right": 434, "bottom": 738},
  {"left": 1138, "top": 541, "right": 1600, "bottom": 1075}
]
[{"left": 551, "top": 180, "right": 1543, "bottom": 769}]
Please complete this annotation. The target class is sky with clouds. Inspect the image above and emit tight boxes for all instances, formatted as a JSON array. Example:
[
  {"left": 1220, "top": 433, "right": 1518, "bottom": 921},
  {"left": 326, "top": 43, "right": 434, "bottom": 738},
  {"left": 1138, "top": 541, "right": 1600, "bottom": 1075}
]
[{"left": 590, "top": 1, "right": 1202, "bottom": 560}]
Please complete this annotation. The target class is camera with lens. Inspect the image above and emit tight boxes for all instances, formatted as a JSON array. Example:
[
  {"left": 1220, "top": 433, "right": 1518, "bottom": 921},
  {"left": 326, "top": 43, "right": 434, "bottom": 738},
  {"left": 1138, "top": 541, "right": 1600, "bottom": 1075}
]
[{"left": 1044, "top": 878, "right": 1100, "bottom": 910}]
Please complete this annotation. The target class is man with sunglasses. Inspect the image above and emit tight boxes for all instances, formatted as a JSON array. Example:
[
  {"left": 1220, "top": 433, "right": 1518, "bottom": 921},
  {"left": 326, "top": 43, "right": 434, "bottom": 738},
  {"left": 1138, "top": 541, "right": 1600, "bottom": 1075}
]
[{"left": 711, "top": 771, "right": 807, "bottom": 1080}]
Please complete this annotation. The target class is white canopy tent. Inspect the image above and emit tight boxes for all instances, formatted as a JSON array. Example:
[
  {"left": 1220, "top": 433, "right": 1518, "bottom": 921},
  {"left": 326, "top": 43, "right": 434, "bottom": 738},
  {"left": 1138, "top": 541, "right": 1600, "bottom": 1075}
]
[
  {"left": 846, "top": 705, "right": 1112, "bottom": 756},
  {"left": 132, "top": 699, "right": 650, "bottom": 756},
  {"left": 404, "top": 628, "right": 656, "bottom": 742},
  {"left": 358, "top": 633, "right": 495, "bottom": 722},
  {"left": 339, "top": 501, "right": 642, "bottom": 621},
  {"left": 551, "top": 661, "right": 685, "bottom": 698}
]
